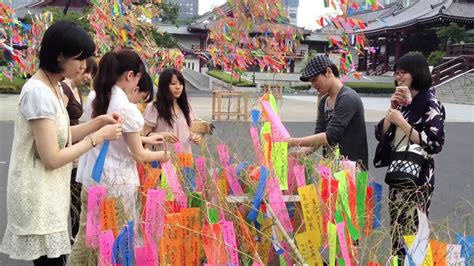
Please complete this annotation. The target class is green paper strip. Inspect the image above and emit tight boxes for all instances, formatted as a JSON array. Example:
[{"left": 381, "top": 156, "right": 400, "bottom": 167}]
[
  {"left": 268, "top": 93, "right": 278, "bottom": 115},
  {"left": 271, "top": 142, "right": 288, "bottom": 190},
  {"left": 393, "top": 256, "right": 399, "bottom": 266},
  {"left": 334, "top": 170, "right": 360, "bottom": 240},
  {"left": 334, "top": 171, "right": 351, "bottom": 217},
  {"left": 356, "top": 171, "right": 369, "bottom": 231},
  {"left": 161, "top": 170, "right": 174, "bottom": 201},
  {"left": 208, "top": 208, "right": 219, "bottom": 224},
  {"left": 338, "top": 258, "right": 346, "bottom": 266},
  {"left": 328, "top": 222, "right": 337, "bottom": 266},
  {"left": 190, "top": 192, "right": 203, "bottom": 208},
  {"left": 279, "top": 255, "right": 286, "bottom": 266},
  {"left": 343, "top": 207, "right": 361, "bottom": 241}
]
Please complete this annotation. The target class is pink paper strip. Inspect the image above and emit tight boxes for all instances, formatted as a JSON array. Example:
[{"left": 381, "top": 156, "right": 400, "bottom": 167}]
[
  {"left": 162, "top": 160, "right": 187, "bottom": 209},
  {"left": 318, "top": 164, "right": 332, "bottom": 179},
  {"left": 271, "top": 122, "right": 284, "bottom": 142},
  {"left": 86, "top": 185, "right": 107, "bottom": 248},
  {"left": 280, "top": 242, "right": 293, "bottom": 266},
  {"left": 195, "top": 157, "right": 206, "bottom": 192},
  {"left": 336, "top": 222, "right": 352, "bottom": 266},
  {"left": 98, "top": 230, "right": 115, "bottom": 266},
  {"left": 144, "top": 188, "right": 166, "bottom": 244},
  {"left": 135, "top": 244, "right": 157, "bottom": 266},
  {"left": 217, "top": 144, "right": 230, "bottom": 166},
  {"left": 224, "top": 166, "right": 244, "bottom": 196},
  {"left": 220, "top": 221, "right": 239, "bottom": 265},
  {"left": 261, "top": 101, "right": 290, "bottom": 139},
  {"left": 293, "top": 164, "right": 306, "bottom": 188},
  {"left": 268, "top": 178, "right": 293, "bottom": 232},
  {"left": 250, "top": 127, "right": 264, "bottom": 164},
  {"left": 286, "top": 158, "right": 297, "bottom": 193},
  {"left": 174, "top": 142, "right": 183, "bottom": 153}
]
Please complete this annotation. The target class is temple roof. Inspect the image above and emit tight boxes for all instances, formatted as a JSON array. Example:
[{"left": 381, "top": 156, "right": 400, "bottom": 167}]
[{"left": 353, "top": 0, "right": 474, "bottom": 34}]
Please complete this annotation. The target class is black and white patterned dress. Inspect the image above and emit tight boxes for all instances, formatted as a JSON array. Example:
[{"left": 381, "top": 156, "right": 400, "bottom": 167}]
[{"left": 374, "top": 88, "right": 445, "bottom": 259}]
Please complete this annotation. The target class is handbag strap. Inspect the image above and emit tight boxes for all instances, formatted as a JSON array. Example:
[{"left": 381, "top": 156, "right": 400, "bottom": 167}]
[{"left": 403, "top": 126, "right": 414, "bottom": 153}]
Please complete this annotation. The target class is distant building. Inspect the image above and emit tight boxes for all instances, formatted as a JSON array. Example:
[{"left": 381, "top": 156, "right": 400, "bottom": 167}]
[
  {"left": 13, "top": 0, "right": 91, "bottom": 18},
  {"left": 282, "top": 0, "right": 299, "bottom": 26},
  {"left": 166, "top": 0, "right": 198, "bottom": 20}
]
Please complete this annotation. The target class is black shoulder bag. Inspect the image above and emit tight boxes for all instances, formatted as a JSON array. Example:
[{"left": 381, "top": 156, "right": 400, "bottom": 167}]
[{"left": 384, "top": 126, "right": 428, "bottom": 187}]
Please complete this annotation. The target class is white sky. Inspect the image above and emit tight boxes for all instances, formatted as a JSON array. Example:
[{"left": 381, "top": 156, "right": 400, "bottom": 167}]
[{"left": 198, "top": 0, "right": 340, "bottom": 30}]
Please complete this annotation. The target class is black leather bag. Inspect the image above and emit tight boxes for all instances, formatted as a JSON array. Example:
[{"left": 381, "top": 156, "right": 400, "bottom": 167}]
[{"left": 384, "top": 127, "right": 428, "bottom": 187}]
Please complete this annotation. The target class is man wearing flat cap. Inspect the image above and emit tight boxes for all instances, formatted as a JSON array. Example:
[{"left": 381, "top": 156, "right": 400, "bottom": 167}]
[{"left": 288, "top": 55, "right": 369, "bottom": 169}]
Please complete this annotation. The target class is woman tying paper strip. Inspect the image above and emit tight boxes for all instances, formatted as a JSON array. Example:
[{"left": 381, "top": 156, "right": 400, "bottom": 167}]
[
  {"left": 68, "top": 49, "right": 170, "bottom": 265},
  {"left": 0, "top": 21, "right": 122, "bottom": 266}
]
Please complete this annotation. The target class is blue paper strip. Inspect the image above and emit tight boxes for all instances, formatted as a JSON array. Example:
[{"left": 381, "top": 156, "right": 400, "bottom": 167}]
[
  {"left": 247, "top": 166, "right": 268, "bottom": 222},
  {"left": 371, "top": 182, "right": 383, "bottom": 229},
  {"left": 250, "top": 109, "right": 261, "bottom": 127},
  {"left": 150, "top": 160, "right": 159, "bottom": 169},
  {"left": 113, "top": 227, "right": 125, "bottom": 264},
  {"left": 237, "top": 161, "right": 249, "bottom": 177},
  {"left": 456, "top": 233, "right": 474, "bottom": 266},
  {"left": 92, "top": 140, "right": 110, "bottom": 183},
  {"left": 183, "top": 167, "right": 195, "bottom": 191}
]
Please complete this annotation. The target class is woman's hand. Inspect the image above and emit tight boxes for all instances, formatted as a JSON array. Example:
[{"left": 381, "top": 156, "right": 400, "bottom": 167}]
[
  {"left": 143, "top": 133, "right": 164, "bottom": 145},
  {"left": 385, "top": 108, "right": 406, "bottom": 127},
  {"left": 190, "top": 133, "right": 201, "bottom": 145},
  {"left": 156, "top": 150, "right": 171, "bottom": 162},
  {"left": 390, "top": 90, "right": 405, "bottom": 109},
  {"left": 94, "top": 123, "right": 122, "bottom": 143},
  {"left": 99, "top": 112, "right": 124, "bottom": 125},
  {"left": 160, "top": 132, "right": 179, "bottom": 143}
]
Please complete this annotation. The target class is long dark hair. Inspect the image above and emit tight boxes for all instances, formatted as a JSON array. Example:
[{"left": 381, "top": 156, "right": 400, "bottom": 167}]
[
  {"left": 138, "top": 72, "right": 154, "bottom": 103},
  {"left": 92, "top": 49, "right": 145, "bottom": 117},
  {"left": 154, "top": 68, "right": 191, "bottom": 127}
]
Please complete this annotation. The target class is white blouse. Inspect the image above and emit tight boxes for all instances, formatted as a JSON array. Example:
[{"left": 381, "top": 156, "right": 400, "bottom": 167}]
[{"left": 77, "top": 86, "right": 144, "bottom": 191}]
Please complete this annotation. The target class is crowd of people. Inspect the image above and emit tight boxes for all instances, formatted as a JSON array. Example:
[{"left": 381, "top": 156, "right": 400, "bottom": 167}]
[{"left": 0, "top": 20, "right": 445, "bottom": 265}]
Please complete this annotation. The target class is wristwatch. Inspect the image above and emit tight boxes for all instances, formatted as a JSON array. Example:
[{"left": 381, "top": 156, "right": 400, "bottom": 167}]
[{"left": 87, "top": 136, "right": 97, "bottom": 147}]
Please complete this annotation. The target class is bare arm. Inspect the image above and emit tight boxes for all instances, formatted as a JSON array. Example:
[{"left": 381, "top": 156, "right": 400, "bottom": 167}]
[
  {"left": 31, "top": 118, "right": 121, "bottom": 170},
  {"left": 71, "top": 113, "right": 122, "bottom": 143},
  {"left": 143, "top": 123, "right": 155, "bottom": 136},
  {"left": 287, "top": 132, "right": 328, "bottom": 149},
  {"left": 124, "top": 132, "right": 169, "bottom": 163}
]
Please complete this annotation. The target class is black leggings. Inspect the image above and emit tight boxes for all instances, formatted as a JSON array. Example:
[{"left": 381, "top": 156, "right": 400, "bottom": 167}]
[
  {"left": 70, "top": 167, "right": 82, "bottom": 239},
  {"left": 33, "top": 255, "right": 66, "bottom": 266}
]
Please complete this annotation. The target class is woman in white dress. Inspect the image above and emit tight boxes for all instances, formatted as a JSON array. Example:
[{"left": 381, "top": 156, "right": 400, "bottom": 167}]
[{"left": 0, "top": 20, "right": 122, "bottom": 265}]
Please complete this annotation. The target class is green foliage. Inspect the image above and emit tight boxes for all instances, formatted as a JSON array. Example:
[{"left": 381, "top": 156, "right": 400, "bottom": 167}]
[
  {"left": 152, "top": 31, "right": 178, "bottom": 48},
  {"left": 434, "top": 22, "right": 468, "bottom": 50},
  {"left": 0, "top": 73, "right": 27, "bottom": 94},
  {"left": 427, "top": 50, "right": 445, "bottom": 66},
  {"left": 156, "top": 2, "right": 180, "bottom": 25},
  {"left": 207, "top": 70, "right": 256, "bottom": 87}
]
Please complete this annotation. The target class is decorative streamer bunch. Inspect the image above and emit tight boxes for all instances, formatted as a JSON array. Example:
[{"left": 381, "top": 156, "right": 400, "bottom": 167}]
[
  {"left": 206, "top": 0, "right": 304, "bottom": 81},
  {"left": 317, "top": 0, "right": 384, "bottom": 79},
  {"left": 0, "top": 3, "right": 34, "bottom": 78},
  {"left": 88, "top": 0, "right": 185, "bottom": 82}
]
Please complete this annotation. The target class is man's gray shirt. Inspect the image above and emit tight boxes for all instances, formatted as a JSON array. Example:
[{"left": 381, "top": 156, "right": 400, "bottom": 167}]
[{"left": 315, "top": 86, "right": 369, "bottom": 169}]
